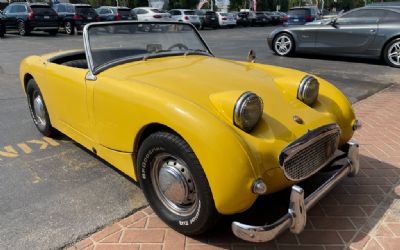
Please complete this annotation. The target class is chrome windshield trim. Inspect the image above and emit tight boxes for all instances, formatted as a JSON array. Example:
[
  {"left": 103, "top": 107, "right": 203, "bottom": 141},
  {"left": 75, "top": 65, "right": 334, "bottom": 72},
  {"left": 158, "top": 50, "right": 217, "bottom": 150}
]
[{"left": 82, "top": 21, "right": 214, "bottom": 76}]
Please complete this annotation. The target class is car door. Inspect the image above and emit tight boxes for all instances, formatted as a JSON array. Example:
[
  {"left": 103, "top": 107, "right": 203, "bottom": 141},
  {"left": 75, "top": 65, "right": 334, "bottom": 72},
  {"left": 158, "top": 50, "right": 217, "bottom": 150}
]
[
  {"left": 44, "top": 63, "right": 93, "bottom": 142},
  {"left": 315, "top": 9, "right": 379, "bottom": 54},
  {"left": 3, "top": 5, "right": 17, "bottom": 29}
]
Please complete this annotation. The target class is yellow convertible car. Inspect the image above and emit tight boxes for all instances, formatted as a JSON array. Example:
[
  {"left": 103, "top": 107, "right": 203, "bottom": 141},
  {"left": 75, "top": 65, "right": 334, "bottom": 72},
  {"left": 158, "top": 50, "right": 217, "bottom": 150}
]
[{"left": 20, "top": 22, "right": 361, "bottom": 242}]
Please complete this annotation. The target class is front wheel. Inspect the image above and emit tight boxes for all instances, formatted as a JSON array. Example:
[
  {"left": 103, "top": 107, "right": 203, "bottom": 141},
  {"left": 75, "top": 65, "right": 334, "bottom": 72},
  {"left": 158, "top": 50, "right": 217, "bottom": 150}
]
[
  {"left": 273, "top": 33, "right": 294, "bottom": 56},
  {"left": 65, "top": 22, "right": 75, "bottom": 35},
  {"left": 26, "top": 79, "right": 57, "bottom": 137},
  {"left": 18, "top": 21, "right": 30, "bottom": 36},
  {"left": 383, "top": 38, "right": 400, "bottom": 68},
  {"left": 137, "top": 132, "right": 220, "bottom": 235}
]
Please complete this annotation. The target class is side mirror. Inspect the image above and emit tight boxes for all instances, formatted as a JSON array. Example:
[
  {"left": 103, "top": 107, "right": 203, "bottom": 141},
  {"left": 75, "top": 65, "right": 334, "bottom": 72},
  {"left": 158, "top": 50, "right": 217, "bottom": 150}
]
[{"left": 247, "top": 50, "right": 256, "bottom": 63}]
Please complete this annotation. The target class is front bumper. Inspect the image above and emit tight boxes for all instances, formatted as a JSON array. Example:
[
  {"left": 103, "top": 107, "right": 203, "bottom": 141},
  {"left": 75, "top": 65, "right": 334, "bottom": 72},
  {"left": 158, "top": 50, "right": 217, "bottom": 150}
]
[{"left": 232, "top": 140, "right": 360, "bottom": 242}]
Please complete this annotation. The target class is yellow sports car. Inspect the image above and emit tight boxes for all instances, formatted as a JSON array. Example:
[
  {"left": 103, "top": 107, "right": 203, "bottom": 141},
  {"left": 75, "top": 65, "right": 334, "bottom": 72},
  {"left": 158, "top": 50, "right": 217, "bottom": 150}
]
[{"left": 20, "top": 22, "right": 361, "bottom": 242}]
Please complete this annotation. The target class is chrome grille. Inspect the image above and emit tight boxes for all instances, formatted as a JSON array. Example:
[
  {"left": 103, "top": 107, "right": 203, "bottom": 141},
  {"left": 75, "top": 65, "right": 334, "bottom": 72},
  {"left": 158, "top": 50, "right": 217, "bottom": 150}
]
[{"left": 279, "top": 124, "right": 341, "bottom": 181}]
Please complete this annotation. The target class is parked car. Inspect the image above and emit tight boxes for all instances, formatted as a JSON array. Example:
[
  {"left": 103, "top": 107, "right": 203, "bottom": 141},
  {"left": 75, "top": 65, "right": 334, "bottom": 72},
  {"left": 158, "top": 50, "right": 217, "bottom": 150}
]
[
  {"left": 96, "top": 6, "right": 137, "bottom": 22},
  {"left": 20, "top": 21, "right": 360, "bottom": 242},
  {"left": 3, "top": 2, "right": 59, "bottom": 36},
  {"left": 266, "top": 11, "right": 281, "bottom": 25},
  {"left": 268, "top": 6, "right": 400, "bottom": 68},
  {"left": 251, "top": 11, "right": 270, "bottom": 26},
  {"left": 194, "top": 9, "right": 219, "bottom": 29},
  {"left": 0, "top": 10, "right": 6, "bottom": 37},
  {"left": 236, "top": 11, "right": 251, "bottom": 26},
  {"left": 53, "top": 3, "right": 98, "bottom": 35},
  {"left": 285, "top": 6, "right": 321, "bottom": 25},
  {"left": 216, "top": 12, "right": 236, "bottom": 28},
  {"left": 169, "top": 9, "right": 201, "bottom": 29},
  {"left": 132, "top": 7, "right": 171, "bottom": 22}
]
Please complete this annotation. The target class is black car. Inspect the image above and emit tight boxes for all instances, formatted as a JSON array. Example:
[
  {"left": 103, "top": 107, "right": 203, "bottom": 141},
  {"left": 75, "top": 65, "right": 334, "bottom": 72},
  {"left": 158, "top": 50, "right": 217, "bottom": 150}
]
[
  {"left": 252, "top": 11, "right": 270, "bottom": 26},
  {"left": 194, "top": 9, "right": 218, "bottom": 29},
  {"left": 236, "top": 12, "right": 251, "bottom": 26},
  {"left": 53, "top": 3, "right": 98, "bottom": 35},
  {"left": 0, "top": 11, "right": 6, "bottom": 37},
  {"left": 265, "top": 11, "right": 281, "bottom": 25},
  {"left": 3, "top": 2, "right": 59, "bottom": 36},
  {"left": 96, "top": 6, "right": 137, "bottom": 22}
]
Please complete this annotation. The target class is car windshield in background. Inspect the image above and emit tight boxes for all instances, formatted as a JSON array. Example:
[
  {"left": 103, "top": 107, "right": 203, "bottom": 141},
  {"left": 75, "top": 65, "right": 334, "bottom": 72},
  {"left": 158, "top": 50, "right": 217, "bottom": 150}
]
[
  {"left": 289, "top": 9, "right": 309, "bottom": 15},
  {"left": 184, "top": 11, "right": 195, "bottom": 15},
  {"left": 86, "top": 22, "right": 211, "bottom": 73},
  {"left": 76, "top": 6, "right": 96, "bottom": 15},
  {"left": 31, "top": 6, "right": 57, "bottom": 15}
]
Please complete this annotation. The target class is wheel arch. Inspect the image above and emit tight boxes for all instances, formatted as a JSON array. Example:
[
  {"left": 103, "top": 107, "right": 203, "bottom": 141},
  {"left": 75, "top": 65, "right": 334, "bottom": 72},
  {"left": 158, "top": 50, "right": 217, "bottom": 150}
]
[
  {"left": 23, "top": 73, "right": 34, "bottom": 93},
  {"left": 381, "top": 35, "right": 400, "bottom": 58}
]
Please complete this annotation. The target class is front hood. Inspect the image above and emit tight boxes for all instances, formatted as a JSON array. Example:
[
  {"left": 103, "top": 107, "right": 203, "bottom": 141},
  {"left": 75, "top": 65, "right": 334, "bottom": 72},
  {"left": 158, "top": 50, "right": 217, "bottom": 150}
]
[
  {"left": 101, "top": 55, "right": 296, "bottom": 110},
  {"left": 100, "top": 55, "right": 337, "bottom": 139}
]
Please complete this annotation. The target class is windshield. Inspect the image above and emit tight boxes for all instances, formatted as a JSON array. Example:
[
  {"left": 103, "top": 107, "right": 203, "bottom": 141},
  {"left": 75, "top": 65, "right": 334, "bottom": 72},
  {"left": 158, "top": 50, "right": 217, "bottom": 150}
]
[{"left": 85, "top": 22, "right": 211, "bottom": 73}]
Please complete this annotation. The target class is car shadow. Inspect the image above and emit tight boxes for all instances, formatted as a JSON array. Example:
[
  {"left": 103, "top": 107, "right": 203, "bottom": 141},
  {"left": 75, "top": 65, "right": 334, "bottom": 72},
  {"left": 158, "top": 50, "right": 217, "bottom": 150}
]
[
  {"left": 188, "top": 154, "right": 400, "bottom": 248},
  {"left": 293, "top": 52, "right": 386, "bottom": 67}
]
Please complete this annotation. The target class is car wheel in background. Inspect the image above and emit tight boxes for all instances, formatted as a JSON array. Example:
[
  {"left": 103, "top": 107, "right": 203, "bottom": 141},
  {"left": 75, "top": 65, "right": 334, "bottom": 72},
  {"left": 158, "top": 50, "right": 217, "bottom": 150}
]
[
  {"left": 48, "top": 29, "right": 58, "bottom": 36},
  {"left": 0, "top": 27, "right": 4, "bottom": 37},
  {"left": 137, "top": 131, "right": 220, "bottom": 235},
  {"left": 273, "top": 33, "right": 294, "bottom": 56},
  {"left": 26, "top": 79, "right": 57, "bottom": 137},
  {"left": 18, "top": 21, "right": 30, "bottom": 36},
  {"left": 65, "top": 22, "right": 75, "bottom": 35},
  {"left": 384, "top": 38, "right": 400, "bottom": 68}
]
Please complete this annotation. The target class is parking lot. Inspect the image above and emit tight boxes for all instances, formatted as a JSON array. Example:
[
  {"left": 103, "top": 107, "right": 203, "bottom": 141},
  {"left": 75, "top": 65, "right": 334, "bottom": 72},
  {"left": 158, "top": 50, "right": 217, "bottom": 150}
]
[{"left": 0, "top": 26, "right": 399, "bottom": 249}]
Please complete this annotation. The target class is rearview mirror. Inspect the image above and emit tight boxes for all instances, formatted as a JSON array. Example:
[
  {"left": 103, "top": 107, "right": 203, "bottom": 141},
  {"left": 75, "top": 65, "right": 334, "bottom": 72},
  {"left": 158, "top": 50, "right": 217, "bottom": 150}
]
[{"left": 247, "top": 50, "right": 256, "bottom": 63}]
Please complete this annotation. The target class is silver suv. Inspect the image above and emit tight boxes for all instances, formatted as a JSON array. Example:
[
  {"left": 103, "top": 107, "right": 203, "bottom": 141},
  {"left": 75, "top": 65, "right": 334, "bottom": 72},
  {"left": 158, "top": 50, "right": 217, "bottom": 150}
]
[{"left": 169, "top": 9, "right": 201, "bottom": 29}]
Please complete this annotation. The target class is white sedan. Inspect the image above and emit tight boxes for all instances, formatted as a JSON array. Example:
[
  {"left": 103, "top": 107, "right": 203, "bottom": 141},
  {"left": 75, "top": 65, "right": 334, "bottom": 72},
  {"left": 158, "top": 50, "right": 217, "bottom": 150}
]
[
  {"left": 216, "top": 12, "right": 237, "bottom": 27},
  {"left": 132, "top": 7, "right": 171, "bottom": 21}
]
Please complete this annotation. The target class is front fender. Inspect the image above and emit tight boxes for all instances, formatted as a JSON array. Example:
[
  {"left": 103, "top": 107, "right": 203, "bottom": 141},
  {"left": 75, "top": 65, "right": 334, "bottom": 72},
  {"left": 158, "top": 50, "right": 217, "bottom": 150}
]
[{"left": 93, "top": 77, "right": 258, "bottom": 214}]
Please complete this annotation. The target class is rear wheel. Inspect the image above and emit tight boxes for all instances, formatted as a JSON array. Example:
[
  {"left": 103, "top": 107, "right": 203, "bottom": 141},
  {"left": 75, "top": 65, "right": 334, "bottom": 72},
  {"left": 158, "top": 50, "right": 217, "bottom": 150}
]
[
  {"left": 384, "top": 38, "right": 400, "bottom": 68},
  {"left": 65, "top": 22, "right": 75, "bottom": 35},
  {"left": 18, "top": 21, "right": 30, "bottom": 36},
  {"left": 273, "top": 33, "right": 294, "bottom": 56},
  {"left": 26, "top": 79, "right": 56, "bottom": 137},
  {"left": 137, "top": 132, "right": 220, "bottom": 235}
]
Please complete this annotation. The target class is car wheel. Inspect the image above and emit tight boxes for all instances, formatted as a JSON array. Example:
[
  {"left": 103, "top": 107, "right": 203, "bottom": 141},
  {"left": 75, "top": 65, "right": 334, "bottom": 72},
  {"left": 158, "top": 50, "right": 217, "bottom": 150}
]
[
  {"left": 137, "top": 131, "right": 220, "bottom": 235},
  {"left": 18, "top": 21, "right": 30, "bottom": 36},
  {"left": 26, "top": 79, "right": 56, "bottom": 137},
  {"left": 273, "top": 33, "right": 294, "bottom": 56},
  {"left": 384, "top": 38, "right": 400, "bottom": 68},
  {"left": 0, "top": 28, "right": 4, "bottom": 38},
  {"left": 48, "top": 29, "right": 58, "bottom": 36},
  {"left": 65, "top": 22, "right": 75, "bottom": 35}
]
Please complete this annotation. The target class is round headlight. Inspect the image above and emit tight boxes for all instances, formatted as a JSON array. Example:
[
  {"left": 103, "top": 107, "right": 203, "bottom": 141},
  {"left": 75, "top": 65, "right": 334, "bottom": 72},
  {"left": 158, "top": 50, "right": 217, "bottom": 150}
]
[
  {"left": 233, "top": 92, "right": 263, "bottom": 132},
  {"left": 297, "top": 75, "right": 319, "bottom": 106}
]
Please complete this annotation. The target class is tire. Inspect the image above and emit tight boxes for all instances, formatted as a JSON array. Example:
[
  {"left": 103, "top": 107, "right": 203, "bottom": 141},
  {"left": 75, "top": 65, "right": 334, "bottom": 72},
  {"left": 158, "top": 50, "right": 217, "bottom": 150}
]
[
  {"left": 18, "top": 21, "right": 30, "bottom": 36},
  {"left": 48, "top": 29, "right": 58, "bottom": 36},
  {"left": 273, "top": 33, "right": 295, "bottom": 56},
  {"left": 137, "top": 132, "right": 220, "bottom": 235},
  {"left": 0, "top": 28, "right": 4, "bottom": 38},
  {"left": 65, "top": 22, "right": 75, "bottom": 35},
  {"left": 26, "top": 79, "right": 56, "bottom": 137},
  {"left": 383, "top": 38, "right": 400, "bottom": 68}
]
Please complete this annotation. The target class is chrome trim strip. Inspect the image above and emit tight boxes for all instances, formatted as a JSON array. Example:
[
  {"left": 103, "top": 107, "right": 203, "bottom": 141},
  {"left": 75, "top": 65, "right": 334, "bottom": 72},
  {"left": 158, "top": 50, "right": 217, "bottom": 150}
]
[{"left": 232, "top": 141, "right": 359, "bottom": 242}]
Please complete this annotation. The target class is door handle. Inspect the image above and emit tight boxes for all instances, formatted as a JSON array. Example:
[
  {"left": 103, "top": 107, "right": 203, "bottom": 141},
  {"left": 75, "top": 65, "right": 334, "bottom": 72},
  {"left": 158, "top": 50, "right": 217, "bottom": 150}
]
[{"left": 370, "top": 29, "right": 376, "bottom": 33}]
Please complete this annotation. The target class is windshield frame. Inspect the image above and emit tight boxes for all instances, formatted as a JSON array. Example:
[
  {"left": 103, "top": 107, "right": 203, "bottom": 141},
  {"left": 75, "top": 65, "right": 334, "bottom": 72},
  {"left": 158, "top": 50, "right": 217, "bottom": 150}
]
[{"left": 83, "top": 21, "right": 214, "bottom": 76}]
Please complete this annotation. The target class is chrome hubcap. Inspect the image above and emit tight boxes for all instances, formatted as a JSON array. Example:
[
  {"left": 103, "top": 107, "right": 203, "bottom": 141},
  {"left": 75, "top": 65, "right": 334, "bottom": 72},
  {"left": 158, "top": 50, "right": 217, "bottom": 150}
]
[
  {"left": 33, "top": 93, "right": 46, "bottom": 129},
  {"left": 388, "top": 42, "right": 400, "bottom": 66},
  {"left": 65, "top": 23, "right": 71, "bottom": 34},
  {"left": 151, "top": 153, "right": 197, "bottom": 216},
  {"left": 275, "top": 35, "right": 292, "bottom": 55}
]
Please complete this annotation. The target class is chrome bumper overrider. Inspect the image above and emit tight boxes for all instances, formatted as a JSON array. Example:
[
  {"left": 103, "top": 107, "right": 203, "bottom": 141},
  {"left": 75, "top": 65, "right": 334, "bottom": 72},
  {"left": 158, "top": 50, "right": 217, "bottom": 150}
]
[{"left": 232, "top": 140, "right": 360, "bottom": 242}]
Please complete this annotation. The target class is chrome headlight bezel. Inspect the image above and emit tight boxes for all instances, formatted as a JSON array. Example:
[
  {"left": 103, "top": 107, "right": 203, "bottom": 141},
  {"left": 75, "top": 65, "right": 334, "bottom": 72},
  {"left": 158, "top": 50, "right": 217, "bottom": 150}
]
[
  {"left": 233, "top": 92, "right": 263, "bottom": 132},
  {"left": 297, "top": 75, "right": 319, "bottom": 106}
]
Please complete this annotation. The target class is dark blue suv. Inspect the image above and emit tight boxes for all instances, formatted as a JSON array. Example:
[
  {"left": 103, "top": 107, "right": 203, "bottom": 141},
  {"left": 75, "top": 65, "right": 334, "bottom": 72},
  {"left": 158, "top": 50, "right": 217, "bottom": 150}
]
[{"left": 285, "top": 6, "right": 321, "bottom": 25}]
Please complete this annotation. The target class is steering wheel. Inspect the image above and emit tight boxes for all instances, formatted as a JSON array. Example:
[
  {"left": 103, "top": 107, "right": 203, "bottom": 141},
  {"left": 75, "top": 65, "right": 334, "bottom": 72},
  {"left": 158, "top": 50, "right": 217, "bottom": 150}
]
[{"left": 167, "top": 43, "right": 189, "bottom": 51}]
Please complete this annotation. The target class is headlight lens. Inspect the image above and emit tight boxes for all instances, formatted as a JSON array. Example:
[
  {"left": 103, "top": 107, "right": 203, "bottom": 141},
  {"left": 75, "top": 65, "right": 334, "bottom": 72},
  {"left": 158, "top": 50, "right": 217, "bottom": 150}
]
[
  {"left": 297, "top": 75, "right": 319, "bottom": 106},
  {"left": 233, "top": 92, "right": 263, "bottom": 132}
]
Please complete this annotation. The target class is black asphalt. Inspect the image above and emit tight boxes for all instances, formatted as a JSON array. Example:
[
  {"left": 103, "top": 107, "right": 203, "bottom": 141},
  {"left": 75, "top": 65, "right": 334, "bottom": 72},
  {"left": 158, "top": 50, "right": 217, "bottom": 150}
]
[{"left": 0, "top": 26, "right": 398, "bottom": 250}]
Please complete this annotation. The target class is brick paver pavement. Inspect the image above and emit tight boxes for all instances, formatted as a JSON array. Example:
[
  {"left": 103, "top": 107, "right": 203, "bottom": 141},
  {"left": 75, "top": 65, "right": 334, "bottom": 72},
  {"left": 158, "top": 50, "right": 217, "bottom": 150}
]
[{"left": 67, "top": 85, "right": 400, "bottom": 250}]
